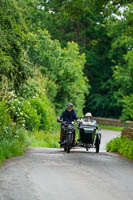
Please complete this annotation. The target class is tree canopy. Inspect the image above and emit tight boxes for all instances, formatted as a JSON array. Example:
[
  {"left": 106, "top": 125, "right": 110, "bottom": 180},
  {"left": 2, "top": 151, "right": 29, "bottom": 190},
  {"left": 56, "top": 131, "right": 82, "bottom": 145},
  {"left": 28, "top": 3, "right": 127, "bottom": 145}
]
[{"left": 0, "top": 0, "right": 133, "bottom": 127}]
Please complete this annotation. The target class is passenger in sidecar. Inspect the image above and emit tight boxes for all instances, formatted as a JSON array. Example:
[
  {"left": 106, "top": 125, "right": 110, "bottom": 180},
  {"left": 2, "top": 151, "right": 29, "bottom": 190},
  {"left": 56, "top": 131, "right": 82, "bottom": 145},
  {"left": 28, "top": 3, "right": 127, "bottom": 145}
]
[
  {"left": 78, "top": 113, "right": 101, "bottom": 153},
  {"left": 81, "top": 112, "right": 98, "bottom": 126}
]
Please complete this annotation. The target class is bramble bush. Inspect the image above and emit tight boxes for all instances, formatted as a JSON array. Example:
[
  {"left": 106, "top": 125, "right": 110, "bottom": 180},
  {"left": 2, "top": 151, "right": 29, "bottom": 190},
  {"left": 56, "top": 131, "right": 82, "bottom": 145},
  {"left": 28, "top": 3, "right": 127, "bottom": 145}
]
[{"left": 8, "top": 94, "right": 57, "bottom": 131}]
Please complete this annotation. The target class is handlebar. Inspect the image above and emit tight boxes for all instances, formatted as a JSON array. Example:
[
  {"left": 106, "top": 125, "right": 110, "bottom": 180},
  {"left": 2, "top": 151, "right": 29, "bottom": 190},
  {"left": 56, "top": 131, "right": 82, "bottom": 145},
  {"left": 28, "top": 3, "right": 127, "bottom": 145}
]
[
  {"left": 57, "top": 120, "right": 75, "bottom": 125},
  {"left": 57, "top": 119, "right": 63, "bottom": 123}
]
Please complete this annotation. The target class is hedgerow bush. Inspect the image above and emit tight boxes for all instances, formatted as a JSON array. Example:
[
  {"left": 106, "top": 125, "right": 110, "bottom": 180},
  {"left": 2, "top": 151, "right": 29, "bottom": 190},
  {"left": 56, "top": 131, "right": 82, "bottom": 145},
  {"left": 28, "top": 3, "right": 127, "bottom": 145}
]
[
  {"left": 8, "top": 95, "right": 57, "bottom": 131},
  {"left": 106, "top": 137, "right": 133, "bottom": 159},
  {"left": 21, "top": 99, "right": 41, "bottom": 130},
  {"left": 7, "top": 73, "right": 58, "bottom": 132},
  {"left": 30, "top": 95, "right": 57, "bottom": 131}
]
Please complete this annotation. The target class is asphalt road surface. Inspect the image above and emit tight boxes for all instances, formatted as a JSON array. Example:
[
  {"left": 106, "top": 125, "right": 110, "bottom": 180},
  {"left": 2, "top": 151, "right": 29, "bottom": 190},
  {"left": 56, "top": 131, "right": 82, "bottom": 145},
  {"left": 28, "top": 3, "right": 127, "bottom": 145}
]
[{"left": 0, "top": 129, "right": 133, "bottom": 200}]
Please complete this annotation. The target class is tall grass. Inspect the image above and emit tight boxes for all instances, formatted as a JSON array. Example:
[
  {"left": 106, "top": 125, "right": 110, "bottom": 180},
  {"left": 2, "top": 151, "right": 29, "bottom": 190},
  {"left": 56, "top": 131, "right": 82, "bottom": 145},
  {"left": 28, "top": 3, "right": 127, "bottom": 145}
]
[
  {"left": 26, "top": 130, "right": 60, "bottom": 148},
  {"left": 0, "top": 139, "right": 26, "bottom": 164},
  {"left": 0, "top": 128, "right": 29, "bottom": 164}
]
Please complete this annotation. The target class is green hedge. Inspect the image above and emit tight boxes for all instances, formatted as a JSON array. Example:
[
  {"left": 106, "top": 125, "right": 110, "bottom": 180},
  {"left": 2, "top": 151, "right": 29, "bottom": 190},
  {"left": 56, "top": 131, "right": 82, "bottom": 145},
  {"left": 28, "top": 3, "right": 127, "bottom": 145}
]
[
  {"left": 106, "top": 137, "right": 133, "bottom": 159},
  {"left": 8, "top": 94, "right": 57, "bottom": 131}
]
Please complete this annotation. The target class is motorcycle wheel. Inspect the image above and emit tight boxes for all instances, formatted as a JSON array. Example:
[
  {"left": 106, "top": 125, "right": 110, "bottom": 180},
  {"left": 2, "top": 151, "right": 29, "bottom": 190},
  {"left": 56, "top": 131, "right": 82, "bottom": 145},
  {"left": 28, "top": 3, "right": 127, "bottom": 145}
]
[
  {"left": 96, "top": 143, "right": 100, "bottom": 153},
  {"left": 66, "top": 146, "right": 70, "bottom": 153},
  {"left": 64, "top": 146, "right": 67, "bottom": 152}
]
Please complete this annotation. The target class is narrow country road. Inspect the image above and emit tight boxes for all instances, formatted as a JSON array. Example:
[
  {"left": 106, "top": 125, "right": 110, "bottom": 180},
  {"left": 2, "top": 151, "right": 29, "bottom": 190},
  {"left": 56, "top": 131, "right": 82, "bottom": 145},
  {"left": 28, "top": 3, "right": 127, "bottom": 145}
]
[{"left": 0, "top": 130, "right": 133, "bottom": 200}]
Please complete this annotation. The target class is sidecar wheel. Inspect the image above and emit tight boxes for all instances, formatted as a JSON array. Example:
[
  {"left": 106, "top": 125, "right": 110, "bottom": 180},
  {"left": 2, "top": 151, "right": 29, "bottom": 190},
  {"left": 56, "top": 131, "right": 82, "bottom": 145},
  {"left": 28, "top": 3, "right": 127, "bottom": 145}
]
[{"left": 96, "top": 143, "right": 100, "bottom": 153}]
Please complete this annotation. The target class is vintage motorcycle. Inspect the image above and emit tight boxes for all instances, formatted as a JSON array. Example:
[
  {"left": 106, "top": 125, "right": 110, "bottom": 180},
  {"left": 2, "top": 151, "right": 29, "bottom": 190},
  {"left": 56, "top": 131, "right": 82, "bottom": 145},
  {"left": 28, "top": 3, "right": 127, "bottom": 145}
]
[{"left": 60, "top": 121, "right": 75, "bottom": 153}]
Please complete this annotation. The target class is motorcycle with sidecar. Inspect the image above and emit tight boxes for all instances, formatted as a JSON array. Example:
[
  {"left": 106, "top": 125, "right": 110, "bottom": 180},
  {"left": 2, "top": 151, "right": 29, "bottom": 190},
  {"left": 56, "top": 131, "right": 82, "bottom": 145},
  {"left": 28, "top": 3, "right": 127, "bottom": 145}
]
[{"left": 59, "top": 118, "right": 101, "bottom": 153}]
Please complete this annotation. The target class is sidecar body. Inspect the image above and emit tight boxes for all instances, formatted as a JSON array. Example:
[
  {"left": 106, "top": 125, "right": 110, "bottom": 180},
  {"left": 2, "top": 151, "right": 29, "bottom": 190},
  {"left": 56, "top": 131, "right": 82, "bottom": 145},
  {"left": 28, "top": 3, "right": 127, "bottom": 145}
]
[{"left": 78, "top": 118, "right": 101, "bottom": 153}]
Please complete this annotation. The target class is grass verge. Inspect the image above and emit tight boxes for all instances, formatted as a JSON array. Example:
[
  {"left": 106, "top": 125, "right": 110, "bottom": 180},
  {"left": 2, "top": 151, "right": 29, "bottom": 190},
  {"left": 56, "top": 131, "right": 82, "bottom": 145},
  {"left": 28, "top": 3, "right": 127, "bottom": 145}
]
[
  {"left": 0, "top": 129, "right": 60, "bottom": 165},
  {"left": 0, "top": 139, "right": 26, "bottom": 165},
  {"left": 106, "top": 136, "right": 133, "bottom": 160},
  {"left": 99, "top": 124, "right": 123, "bottom": 132},
  {"left": 26, "top": 130, "right": 60, "bottom": 148}
]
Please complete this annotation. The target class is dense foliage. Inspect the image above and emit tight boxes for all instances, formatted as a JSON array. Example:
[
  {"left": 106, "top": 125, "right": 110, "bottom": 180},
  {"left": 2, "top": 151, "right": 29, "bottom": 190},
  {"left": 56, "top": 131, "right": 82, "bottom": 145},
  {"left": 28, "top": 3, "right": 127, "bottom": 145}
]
[
  {"left": 18, "top": 0, "right": 133, "bottom": 119},
  {"left": 106, "top": 137, "right": 133, "bottom": 159},
  {"left": 0, "top": 0, "right": 31, "bottom": 93},
  {"left": 106, "top": 3, "right": 133, "bottom": 120},
  {"left": 25, "top": 30, "right": 88, "bottom": 114}
]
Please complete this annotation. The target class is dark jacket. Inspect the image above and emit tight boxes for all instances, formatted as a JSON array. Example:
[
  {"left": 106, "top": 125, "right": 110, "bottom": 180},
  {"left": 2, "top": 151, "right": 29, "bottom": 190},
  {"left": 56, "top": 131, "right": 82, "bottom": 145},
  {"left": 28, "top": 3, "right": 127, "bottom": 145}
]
[{"left": 60, "top": 109, "right": 78, "bottom": 123}]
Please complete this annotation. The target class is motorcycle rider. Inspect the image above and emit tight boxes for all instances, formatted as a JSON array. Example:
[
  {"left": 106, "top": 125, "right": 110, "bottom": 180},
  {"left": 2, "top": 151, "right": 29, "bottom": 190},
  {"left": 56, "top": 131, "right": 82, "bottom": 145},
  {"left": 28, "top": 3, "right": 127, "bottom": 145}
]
[{"left": 57, "top": 103, "right": 81, "bottom": 145}]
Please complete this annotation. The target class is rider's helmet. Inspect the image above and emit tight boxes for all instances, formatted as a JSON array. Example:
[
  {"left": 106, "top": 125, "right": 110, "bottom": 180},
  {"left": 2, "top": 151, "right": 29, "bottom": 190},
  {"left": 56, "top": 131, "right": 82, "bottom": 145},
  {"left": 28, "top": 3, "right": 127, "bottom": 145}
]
[
  {"left": 67, "top": 103, "right": 73, "bottom": 108},
  {"left": 85, "top": 112, "right": 92, "bottom": 117}
]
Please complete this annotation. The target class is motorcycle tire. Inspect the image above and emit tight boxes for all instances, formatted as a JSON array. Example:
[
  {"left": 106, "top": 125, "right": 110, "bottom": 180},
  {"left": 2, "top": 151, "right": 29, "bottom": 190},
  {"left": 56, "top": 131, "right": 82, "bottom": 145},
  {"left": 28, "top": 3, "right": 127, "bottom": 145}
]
[{"left": 66, "top": 146, "right": 70, "bottom": 153}]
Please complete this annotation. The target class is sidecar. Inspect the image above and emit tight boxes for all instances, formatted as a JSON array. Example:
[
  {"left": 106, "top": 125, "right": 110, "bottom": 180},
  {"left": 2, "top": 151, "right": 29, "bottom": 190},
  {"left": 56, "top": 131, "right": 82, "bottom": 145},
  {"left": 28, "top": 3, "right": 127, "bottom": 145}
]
[{"left": 78, "top": 118, "right": 101, "bottom": 153}]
